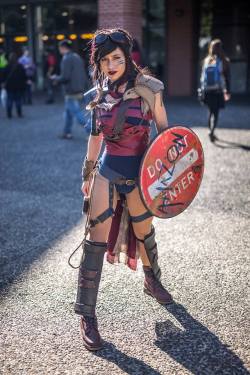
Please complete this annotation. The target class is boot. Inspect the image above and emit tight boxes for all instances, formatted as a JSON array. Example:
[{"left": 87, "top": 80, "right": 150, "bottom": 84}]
[
  {"left": 143, "top": 266, "right": 173, "bottom": 305},
  {"left": 143, "top": 226, "right": 161, "bottom": 281},
  {"left": 80, "top": 315, "right": 102, "bottom": 351},
  {"left": 143, "top": 227, "right": 173, "bottom": 305},
  {"left": 74, "top": 240, "right": 106, "bottom": 351}
]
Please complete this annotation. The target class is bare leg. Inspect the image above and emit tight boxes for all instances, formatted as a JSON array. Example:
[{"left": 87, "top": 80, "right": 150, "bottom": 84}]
[
  {"left": 125, "top": 187, "right": 153, "bottom": 266},
  {"left": 126, "top": 187, "right": 173, "bottom": 305},
  {"left": 75, "top": 173, "right": 118, "bottom": 350},
  {"left": 88, "top": 173, "right": 118, "bottom": 242}
]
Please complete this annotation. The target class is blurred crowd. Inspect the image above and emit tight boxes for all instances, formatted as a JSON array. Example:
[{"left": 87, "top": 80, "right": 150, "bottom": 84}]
[
  {"left": 0, "top": 46, "right": 36, "bottom": 118},
  {"left": 0, "top": 37, "right": 145, "bottom": 140}
]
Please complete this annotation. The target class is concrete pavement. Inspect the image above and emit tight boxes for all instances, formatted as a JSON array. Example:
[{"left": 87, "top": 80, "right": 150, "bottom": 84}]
[{"left": 0, "top": 95, "right": 250, "bottom": 374}]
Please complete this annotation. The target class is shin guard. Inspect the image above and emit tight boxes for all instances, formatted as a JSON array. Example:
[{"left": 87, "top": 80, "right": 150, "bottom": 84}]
[
  {"left": 144, "top": 226, "right": 161, "bottom": 281},
  {"left": 74, "top": 240, "right": 106, "bottom": 317}
]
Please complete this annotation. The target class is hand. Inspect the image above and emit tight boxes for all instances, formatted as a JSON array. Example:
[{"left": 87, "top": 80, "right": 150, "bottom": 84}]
[
  {"left": 50, "top": 74, "right": 57, "bottom": 80},
  {"left": 81, "top": 180, "right": 90, "bottom": 196},
  {"left": 224, "top": 92, "right": 231, "bottom": 101}
]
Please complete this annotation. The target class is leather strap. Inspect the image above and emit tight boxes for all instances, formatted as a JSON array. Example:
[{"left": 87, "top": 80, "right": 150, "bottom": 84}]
[
  {"left": 89, "top": 182, "right": 114, "bottom": 228},
  {"left": 130, "top": 211, "right": 152, "bottom": 223},
  {"left": 105, "top": 99, "right": 132, "bottom": 141}
]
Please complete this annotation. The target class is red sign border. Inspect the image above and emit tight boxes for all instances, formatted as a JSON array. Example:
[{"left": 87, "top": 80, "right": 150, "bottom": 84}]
[{"left": 139, "top": 125, "right": 205, "bottom": 219}]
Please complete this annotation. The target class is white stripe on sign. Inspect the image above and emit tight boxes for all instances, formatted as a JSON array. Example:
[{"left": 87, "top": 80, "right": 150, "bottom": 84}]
[{"left": 147, "top": 148, "right": 199, "bottom": 200}]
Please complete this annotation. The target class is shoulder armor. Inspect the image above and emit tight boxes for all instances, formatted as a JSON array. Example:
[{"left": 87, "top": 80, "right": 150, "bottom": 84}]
[
  {"left": 135, "top": 73, "right": 164, "bottom": 93},
  {"left": 134, "top": 74, "right": 164, "bottom": 114}
]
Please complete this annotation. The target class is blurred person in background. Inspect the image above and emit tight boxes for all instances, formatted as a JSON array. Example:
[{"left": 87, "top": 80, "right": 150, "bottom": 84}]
[
  {"left": 50, "top": 39, "right": 89, "bottom": 140},
  {"left": 0, "top": 47, "right": 8, "bottom": 109},
  {"left": 3, "top": 52, "right": 27, "bottom": 118},
  {"left": 0, "top": 46, "right": 8, "bottom": 89},
  {"left": 18, "top": 47, "right": 36, "bottom": 105},
  {"left": 44, "top": 47, "right": 58, "bottom": 104},
  {"left": 200, "top": 39, "right": 231, "bottom": 142}
]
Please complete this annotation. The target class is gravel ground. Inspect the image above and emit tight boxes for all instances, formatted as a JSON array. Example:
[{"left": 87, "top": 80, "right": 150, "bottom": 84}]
[{"left": 0, "top": 95, "right": 250, "bottom": 375}]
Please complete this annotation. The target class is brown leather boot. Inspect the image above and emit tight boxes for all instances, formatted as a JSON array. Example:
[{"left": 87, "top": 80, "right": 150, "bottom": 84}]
[
  {"left": 143, "top": 266, "right": 173, "bottom": 305},
  {"left": 80, "top": 315, "right": 103, "bottom": 351},
  {"left": 74, "top": 240, "right": 106, "bottom": 351}
]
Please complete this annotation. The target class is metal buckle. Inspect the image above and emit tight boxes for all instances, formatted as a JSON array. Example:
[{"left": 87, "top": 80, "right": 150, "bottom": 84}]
[
  {"left": 125, "top": 179, "right": 135, "bottom": 186},
  {"left": 105, "top": 134, "right": 120, "bottom": 141}
]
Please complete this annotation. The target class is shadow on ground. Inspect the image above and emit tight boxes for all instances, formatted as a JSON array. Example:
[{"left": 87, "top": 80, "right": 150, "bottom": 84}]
[
  {"left": 0, "top": 211, "right": 83, "bottom": 293},
  {"left": 155, "top": 303, "right": 250, "bottom": 375},
  {"left": 213, "top": 137, "right": 250, "bottom": 150},
  {"left": 95, "top": 342, "right": 161, "bottom": 375}
]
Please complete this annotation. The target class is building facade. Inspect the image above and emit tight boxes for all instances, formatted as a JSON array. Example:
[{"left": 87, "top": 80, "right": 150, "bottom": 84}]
[{"left": 0, "top": 0, "right": 249, "bottom": 95}]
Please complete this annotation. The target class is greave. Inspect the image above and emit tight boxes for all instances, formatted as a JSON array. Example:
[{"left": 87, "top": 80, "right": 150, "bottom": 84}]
[
  {"left": 74, "top": 240, "right": 107, "bottom": 317},
  {"left": 144, "top": 226, "right": 161, "bottom": 281}
]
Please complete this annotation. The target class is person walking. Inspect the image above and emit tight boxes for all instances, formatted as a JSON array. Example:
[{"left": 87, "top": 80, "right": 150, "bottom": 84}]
[
  {"left": 0, "top": 47, "right": 8, "bottom": 108},
  {"left": 200, "top": 39, "right": 231, "bottom": 142},
  {"left": 72, "top": 28, "right": 173, "bottom": 351},
  {"left": 50, "top": 39, "right": 89, "bottom": 139},
  {"left": 3, "top": 52, "right": 27, "bottom": 118},
  {"left": 44, "top": 47, "right": 58, "bottom": 104},
  {"left": 18, "top": 47, "right": 36, "bottom": 105}
]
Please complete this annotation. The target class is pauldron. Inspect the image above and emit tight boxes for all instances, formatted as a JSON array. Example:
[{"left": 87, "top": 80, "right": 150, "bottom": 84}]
[{"left": 123, "top": 73, "right": 164, "bottom": 114}]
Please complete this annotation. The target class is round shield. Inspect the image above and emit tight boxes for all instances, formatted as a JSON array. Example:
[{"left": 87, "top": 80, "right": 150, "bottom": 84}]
[{"left": 139, "top": 125, "right": 204, "bottom": 218}]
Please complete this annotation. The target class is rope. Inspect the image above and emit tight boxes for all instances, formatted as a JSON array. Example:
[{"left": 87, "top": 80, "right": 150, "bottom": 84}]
[{"left": 67, "top": 168, "right": 97, "bottom": 269}]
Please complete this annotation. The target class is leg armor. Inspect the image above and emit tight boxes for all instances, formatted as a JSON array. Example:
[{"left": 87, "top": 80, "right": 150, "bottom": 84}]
[
  {"left": 143, "top": 226, "right": 161, "bottom": 281},
  {"left": 74, "top": 240, "right": 107, "bottom": 317},
  {"left": 143, "top": 227, "right": 173, "bottom": 305}
]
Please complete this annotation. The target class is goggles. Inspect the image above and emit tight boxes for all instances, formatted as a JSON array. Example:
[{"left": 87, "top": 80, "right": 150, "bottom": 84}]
[{"left": 94, "top": 31, "right": 129, "bottom": 47}]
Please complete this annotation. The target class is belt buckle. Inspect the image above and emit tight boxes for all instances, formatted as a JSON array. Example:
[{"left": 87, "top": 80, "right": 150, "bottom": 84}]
[{"left": 125, "top": 179, "right": 135, "bottom": 186}]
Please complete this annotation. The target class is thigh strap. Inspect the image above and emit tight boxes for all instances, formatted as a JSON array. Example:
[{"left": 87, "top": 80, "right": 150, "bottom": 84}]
[
  {"left": 89, "top": 181, "right": 114, "bottom": 228},
  {"left": 130, "top": 211, "right": 152, "bottom": 223}
]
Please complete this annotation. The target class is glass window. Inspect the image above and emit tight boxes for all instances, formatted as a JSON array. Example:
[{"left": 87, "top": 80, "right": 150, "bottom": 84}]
[
  {"left": 42, "top": 3, "right": 97, "bottom": 34},
  {"left": 0, "top": 5, "right": 27, "bottom": 35},
  {"left": 143, "top": 0, "right": 166, "bottom": 80}
]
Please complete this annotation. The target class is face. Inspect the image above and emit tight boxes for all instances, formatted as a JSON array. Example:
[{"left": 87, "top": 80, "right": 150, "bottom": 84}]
[
  {"left": 100, "top": 47, "right": 126, "bottom": 82},
  {"left": 59, "top": 46, "right": 67, "bottom": 55}
]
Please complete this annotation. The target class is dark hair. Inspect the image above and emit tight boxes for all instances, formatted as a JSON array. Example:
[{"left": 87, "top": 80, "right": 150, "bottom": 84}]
[
  {"left": 206, "top": 39, "right": 230, "bottom": 71},
  {"left": 59, "top": 39, "right": 73, "bottom": 49},
  {"left": 132, "top": 38, "right": 140, "bottom": 52},
  {"left": 89, "top": 28, "right": 151, "bottom": 104}
]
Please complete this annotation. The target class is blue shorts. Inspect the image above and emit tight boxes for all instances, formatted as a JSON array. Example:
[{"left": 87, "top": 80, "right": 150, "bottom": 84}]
[{"left": 99, "top": 153, "right": 143, "bottom": 194}]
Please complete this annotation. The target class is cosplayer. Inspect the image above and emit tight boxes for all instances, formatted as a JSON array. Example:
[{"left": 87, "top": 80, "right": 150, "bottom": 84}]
[{"left": 74, "top": 28, "right": 173, "bottom": 351}]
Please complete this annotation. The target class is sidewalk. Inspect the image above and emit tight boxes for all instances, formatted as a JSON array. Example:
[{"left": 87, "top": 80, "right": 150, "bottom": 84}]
[{"left": 0, "top": 92, "right": 249, "bottom": 375}]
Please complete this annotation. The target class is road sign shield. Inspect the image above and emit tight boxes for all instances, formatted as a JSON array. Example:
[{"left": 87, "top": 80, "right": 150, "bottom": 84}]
[{"left": 139, "top": 125, "right": 204, "bottom": 218}]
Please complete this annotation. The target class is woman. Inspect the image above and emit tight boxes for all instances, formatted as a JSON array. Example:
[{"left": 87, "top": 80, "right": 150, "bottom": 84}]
[
  {"left": 3, "top": 52, "right": 27, "bottom": 118},
  {"left": 200, "top": 39, "right": 231, "bottom": 142},
  {"left": 74, "top": 28, "right": 173, "bottom": 351}
]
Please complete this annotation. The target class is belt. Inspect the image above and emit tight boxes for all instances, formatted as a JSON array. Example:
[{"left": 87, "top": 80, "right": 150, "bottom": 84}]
[
  {"left": 98, "top": 163, "right": 138, "bottom": 186},
  {"left": 114, "top": 178, "right": 136, "bottom": 186}
]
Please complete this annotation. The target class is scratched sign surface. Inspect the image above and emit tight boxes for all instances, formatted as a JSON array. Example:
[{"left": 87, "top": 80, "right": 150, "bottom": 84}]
[{"left": 139, "top": 126, "right": 204, "bottom": 218}]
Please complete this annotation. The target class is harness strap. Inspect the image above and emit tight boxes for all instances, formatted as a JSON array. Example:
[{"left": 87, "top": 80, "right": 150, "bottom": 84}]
[
  {"left": 89, "top": 181, "right": 114, "bottom": 228},
  {"left": 105, "top": 99, "right": 132, "bottom": 141},
  {"left": 130, "top": 211, "right": 152, "bottom": 223},
  {"left": 89, "top": 207, "right": 114, "bottom": 227}
]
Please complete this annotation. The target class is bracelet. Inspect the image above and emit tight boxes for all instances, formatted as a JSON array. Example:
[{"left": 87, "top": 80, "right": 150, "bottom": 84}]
[{"left": 81, "top": 157, "right": 95, "bottom": 181}]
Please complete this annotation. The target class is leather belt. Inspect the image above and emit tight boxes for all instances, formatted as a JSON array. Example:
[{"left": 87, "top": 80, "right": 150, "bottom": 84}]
[{"left": 114, "top": 178, "right": 136, "bottom": 186}]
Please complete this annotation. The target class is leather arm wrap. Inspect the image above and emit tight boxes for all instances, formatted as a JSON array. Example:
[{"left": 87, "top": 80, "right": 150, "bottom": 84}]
[{"left": 81, "top": 157, "right": 95, "bottom": 181}]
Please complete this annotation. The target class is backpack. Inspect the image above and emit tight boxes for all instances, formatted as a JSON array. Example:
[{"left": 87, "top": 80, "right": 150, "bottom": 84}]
[{"left": 202, "top": 58, "right": 222, "bottom": 91}]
